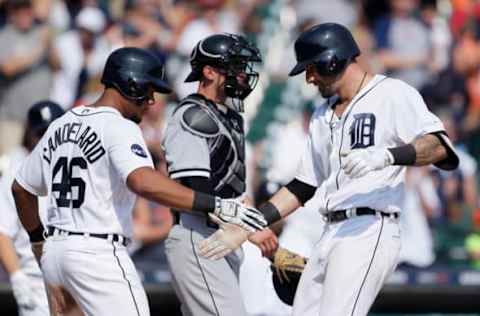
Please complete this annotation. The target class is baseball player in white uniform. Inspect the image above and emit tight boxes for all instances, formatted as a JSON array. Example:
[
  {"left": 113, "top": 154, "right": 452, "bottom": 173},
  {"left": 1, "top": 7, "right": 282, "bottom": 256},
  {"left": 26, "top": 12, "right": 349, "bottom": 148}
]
[
  {"left": 10, "top": 47, "right": 267, "bottom": 316},
  {"left": 0, "top": 101, "right": 64, "bottom": 316},
  {"left": 200, "top": 23, "right": 459, "bottom": 316}
]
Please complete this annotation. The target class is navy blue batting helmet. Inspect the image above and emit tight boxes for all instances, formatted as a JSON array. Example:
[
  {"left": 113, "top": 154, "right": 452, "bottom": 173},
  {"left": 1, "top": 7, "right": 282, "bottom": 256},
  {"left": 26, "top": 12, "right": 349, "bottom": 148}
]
[
  {"left": 27, "top": 100, "right": 64, "bottom": 132},
  {"left": 289, "top": 23, "right": 360, "bottom": 77},
  {"left": 101, "top": 47, "right": 172, "bottom": 102}
]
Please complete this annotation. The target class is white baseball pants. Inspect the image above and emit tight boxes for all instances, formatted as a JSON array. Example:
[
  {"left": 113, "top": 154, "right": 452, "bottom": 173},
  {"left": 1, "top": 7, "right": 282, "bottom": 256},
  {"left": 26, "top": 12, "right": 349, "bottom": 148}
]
[
  {"left": 292, "top": 214, "right": 401, "bottom": 316},
  {"left": 40, "top": 232, "right": 149, "bottom": 316}
]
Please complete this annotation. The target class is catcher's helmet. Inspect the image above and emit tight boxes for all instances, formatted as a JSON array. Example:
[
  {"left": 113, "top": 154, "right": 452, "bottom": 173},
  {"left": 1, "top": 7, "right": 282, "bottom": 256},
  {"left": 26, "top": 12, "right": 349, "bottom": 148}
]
[
  {"left": 185, "top": 33, "right": 261, "bottom": 102},
  {"left": 27, "top": 100, "right": 64, "bottom": 133},
  {"left": 101, "top": 47, "right": 172, "bottom": 102},
  {"left": 289, "top": 23, "right": 360, "bottom": 77}
]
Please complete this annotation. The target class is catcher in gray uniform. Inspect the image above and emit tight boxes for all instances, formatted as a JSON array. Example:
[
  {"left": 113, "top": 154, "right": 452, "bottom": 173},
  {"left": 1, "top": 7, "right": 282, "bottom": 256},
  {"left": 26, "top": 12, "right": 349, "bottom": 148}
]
[{"left": 163, "top": 33, "right": 275, "bottom": 316}]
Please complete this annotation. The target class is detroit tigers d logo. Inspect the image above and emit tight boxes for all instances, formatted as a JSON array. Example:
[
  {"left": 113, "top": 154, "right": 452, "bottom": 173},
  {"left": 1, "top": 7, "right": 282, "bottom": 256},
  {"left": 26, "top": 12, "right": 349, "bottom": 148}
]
[{"left": 349, "top": 113, "right": 376, "bottom": 149}]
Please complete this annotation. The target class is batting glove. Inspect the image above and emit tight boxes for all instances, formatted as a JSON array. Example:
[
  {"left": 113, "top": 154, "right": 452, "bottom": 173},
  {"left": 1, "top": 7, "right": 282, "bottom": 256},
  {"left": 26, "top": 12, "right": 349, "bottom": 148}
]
[
  {"left": 10, "top": 270, "right": 38, "bottom": 310},
  {"left": 214, "top": 197, "right": 267, "bottom": 232},
  {"left": 341, "top": 147, "right": 394, "bottom": 178},
  {"left": 199, "top": 214, "right": 250, "bottom": 260}
]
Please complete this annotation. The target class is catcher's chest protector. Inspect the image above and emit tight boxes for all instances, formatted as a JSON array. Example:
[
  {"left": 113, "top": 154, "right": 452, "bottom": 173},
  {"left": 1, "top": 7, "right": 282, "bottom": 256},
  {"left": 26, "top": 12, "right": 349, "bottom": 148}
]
[{"left": 177, "top": 94, "right": 246, "bottom": 198}]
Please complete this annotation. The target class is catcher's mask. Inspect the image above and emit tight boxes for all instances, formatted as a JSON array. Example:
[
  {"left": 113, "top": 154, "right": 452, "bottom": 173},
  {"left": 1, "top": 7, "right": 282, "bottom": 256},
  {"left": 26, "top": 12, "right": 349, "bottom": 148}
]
[{"left": 185, "top": 33, "right": 262, "bottom": 112}]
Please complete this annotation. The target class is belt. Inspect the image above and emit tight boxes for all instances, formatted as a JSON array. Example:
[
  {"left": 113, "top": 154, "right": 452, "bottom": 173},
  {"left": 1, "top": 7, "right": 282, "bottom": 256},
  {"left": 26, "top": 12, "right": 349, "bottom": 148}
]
[
  {"left": 325, "top": 207, "right": 399, "bottom": 223},
  {"left": 47, "top": 227, "right": 130, "bottom": 247}
]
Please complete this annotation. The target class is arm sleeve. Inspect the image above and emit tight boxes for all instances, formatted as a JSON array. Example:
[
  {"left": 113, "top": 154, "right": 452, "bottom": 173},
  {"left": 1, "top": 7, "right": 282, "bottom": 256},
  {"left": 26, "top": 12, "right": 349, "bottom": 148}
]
[
  {"left": 0, "top": 181, "right": 20, "bottom": 237},
  {"left": 285, "top": 178, "right": 317, "bottom": 205},
  {"left": 294, "top": 132, "right": 320, "bottom": 187},
  {"left": 179, "top": 176, "right": 213, "bottom": 194},
  {"left": 163, "top": 109, "right": 211, "bottom": 179},
  {"left": 459, "top": 150, "right": 477, "bottom": 177},
  {"left": 15, "top": 143, "right": 47, "bottom": 196},
  {"left": 392, "top": 82, "right": 446, "bottom": 143},
  {"left": 104, "top": 119, "right": 154, "bottom": 184}
]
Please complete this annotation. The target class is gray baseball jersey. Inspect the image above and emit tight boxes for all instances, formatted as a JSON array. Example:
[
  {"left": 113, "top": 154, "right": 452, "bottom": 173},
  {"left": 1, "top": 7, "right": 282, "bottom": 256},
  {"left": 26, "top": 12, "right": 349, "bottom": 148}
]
[{"left": 163, "top": 94, "right": 248, "bottom": 316}]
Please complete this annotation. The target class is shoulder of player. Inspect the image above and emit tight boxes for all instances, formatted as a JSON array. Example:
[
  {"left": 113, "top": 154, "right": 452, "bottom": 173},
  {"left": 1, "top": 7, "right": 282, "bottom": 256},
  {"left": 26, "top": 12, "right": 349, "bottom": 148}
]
[
  {"left": 95, "top": 112, "right": 143, "bottom": 140},
  {"left": 381, "top": 77, "right": 419, "bottom": 97},
  {"left": 173, "top": 102, "right": 220, "bottom": 138},
  {"left": 112, "top": 115, "right": 142, "bottom": 133}
]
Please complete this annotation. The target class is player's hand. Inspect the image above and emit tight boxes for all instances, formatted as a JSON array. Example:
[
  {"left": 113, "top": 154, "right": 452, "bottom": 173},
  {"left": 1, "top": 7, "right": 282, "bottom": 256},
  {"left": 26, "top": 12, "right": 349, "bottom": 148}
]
[
  {"left": 215, "top": 197, "right": 267, "bottom": 232},
  {"left": 199, "top": 214, "right": 251, "bottom": 260},
  {"left": 341, "top": 148, "right": 394, "bottom": 178},
  {"left": 248, "top": 228, "right": 279, "bottom": 258},
  {"left": 10, "top": 270, "right": 38, "bottom": 310}
]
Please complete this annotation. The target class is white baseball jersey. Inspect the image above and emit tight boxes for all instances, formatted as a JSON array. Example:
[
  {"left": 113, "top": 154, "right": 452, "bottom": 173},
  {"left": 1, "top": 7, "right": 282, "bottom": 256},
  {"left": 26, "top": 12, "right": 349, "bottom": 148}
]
[
  {"left": 296, "top": 75, "right": 446, "bottom": 214},
  {"left": 0, "top": 147, "right": 51, "bottom": 315},
  {"left": 0, "top": 147, "right": 46, "bottom": 276},
  {"left": 15, "top": 106, "right": 153, "bottom": 238}
]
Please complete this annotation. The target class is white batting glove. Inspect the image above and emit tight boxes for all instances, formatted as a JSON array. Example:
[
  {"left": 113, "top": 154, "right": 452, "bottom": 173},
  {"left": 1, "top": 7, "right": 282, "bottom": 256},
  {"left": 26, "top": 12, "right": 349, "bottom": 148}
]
[
  {"left": 199, "top": 214, "right": 251, "bottom": 260},
  {"left": 214, "top": 197, "right": 267, "bottom": 233},
  {"left": 341, "top": 147, "right": 394, "bottom": 178},
  {"left": 10, "top": 270, "right": 38, "bottom": 310}
]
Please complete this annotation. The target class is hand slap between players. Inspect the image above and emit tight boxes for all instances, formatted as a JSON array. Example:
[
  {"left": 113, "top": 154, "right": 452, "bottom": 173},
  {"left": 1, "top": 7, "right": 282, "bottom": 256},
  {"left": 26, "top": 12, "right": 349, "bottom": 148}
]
[
  {"left": 341, "top": 147, "right": 394, "bottom": 178},
  {"left": 214, "top": 197, "right": 267, "bottom": 232},
  {"left": 199, "top": 214, "right": 252, "bottom": 260}
]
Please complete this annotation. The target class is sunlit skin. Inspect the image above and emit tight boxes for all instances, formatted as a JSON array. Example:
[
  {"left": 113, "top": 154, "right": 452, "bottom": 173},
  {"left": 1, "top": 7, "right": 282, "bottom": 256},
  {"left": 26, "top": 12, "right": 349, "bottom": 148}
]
[
  {"left": 198, "top": 66, "right": 229, "bottom": 104},
  {"left": 305, "top": 64, "right": 343, "bottom": 98},
  {"left": 198, "top": 64, "right": 250, "bottom": 105},
  {"left": 125, "top": 86, "right": 157, "bottom": 124}
]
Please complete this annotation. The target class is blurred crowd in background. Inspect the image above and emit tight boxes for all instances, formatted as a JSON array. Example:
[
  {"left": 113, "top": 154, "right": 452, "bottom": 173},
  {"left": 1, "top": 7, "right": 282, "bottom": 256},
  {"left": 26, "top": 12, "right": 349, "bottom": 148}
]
[{"left": 1, "top": 0, "right": 480, "bottom": 276}]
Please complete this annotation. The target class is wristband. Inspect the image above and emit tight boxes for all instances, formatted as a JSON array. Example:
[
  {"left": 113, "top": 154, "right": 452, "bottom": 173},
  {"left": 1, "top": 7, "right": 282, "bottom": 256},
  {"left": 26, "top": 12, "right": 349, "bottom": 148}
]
[
  {"left": 192, "top": 191, "right": 216, "bottom": 213},
  {"left": 259, "top": 201, "right": 281, "bottom": 225},
  {"left": 28, "top": 225, "right": 45, "bottom": 243},
  {"left": 388, "top": 144, "right": 416, "bottom": 166}
]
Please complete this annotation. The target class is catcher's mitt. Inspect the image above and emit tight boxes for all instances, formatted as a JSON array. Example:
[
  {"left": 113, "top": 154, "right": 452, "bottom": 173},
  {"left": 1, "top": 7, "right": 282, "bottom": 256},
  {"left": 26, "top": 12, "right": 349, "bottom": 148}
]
[{"left": 270, "top": 248, "right": 307, "bottom": 306}]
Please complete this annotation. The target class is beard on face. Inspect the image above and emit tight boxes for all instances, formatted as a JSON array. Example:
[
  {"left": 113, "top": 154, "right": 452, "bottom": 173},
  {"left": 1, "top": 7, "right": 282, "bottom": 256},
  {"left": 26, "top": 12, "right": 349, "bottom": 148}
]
[
  {"left": 318, "top": 82, "right": 335, "bottom": 98},
  {"left": 316, "top": 74, "right": 339, "bottom": 98}
]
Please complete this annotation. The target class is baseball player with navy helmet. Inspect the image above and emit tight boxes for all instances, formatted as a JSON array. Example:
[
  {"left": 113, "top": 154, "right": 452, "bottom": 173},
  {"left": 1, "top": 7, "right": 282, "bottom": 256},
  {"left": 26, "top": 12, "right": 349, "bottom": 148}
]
[
  {"left": 200, "top": 23, "right": 460, "bottom": 316},
  {"left": 11, "top": 47, "right": 267, "bottom": 316},
  {"left": 162, "top": 33, "right": 274, "bottom": 316},
  {"left": 0, "top": 101, "right": 64, "bottom": 316}
]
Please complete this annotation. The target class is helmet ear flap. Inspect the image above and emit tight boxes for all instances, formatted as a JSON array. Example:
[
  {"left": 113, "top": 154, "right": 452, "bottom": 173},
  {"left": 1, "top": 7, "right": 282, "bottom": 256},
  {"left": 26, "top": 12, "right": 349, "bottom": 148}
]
[{"left": 127, "top": 78, "right": 142, "bottom": 98}]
